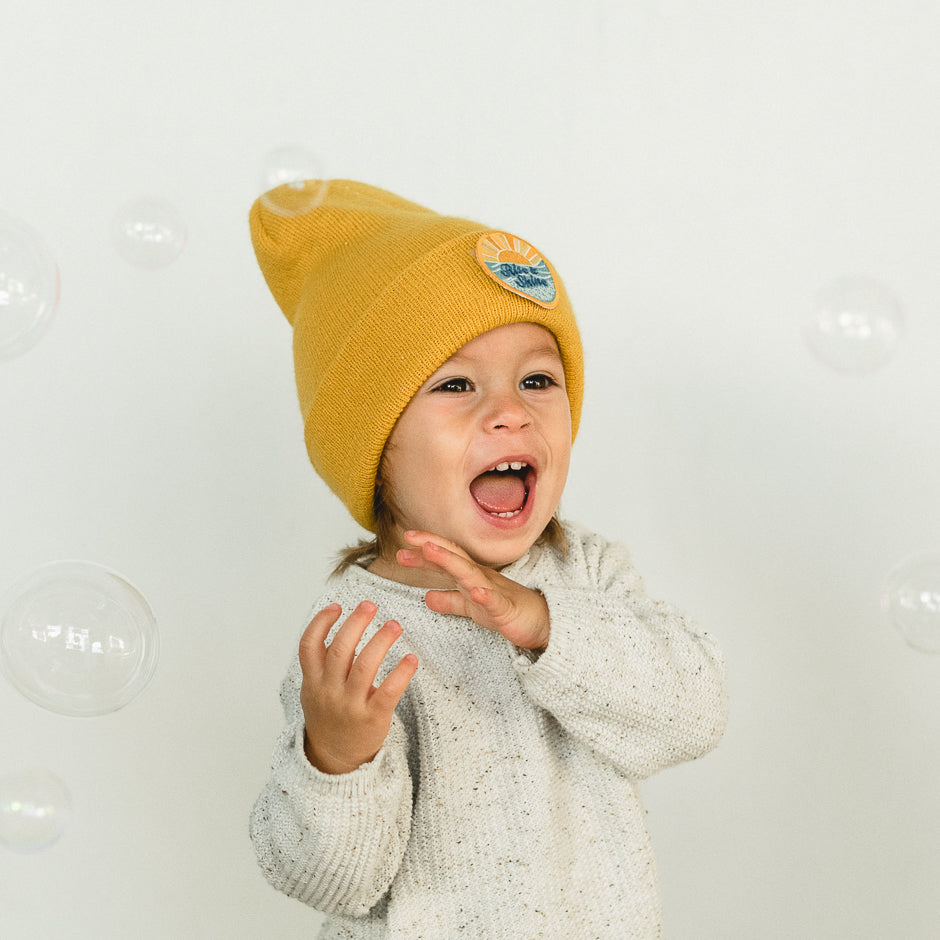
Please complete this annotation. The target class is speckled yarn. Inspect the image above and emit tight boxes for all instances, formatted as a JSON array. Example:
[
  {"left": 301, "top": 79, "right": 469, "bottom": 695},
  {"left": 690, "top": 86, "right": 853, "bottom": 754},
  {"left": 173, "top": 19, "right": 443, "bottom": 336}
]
[{"left": 250, "top": 523, "right": 728, "bottom": 938}]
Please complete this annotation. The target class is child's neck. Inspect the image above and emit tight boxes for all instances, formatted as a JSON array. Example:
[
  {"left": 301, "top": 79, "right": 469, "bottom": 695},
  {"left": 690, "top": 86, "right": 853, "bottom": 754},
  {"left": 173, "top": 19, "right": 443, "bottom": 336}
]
[{"left": 366, "top": 554, "right": 458, "bottom": 589}]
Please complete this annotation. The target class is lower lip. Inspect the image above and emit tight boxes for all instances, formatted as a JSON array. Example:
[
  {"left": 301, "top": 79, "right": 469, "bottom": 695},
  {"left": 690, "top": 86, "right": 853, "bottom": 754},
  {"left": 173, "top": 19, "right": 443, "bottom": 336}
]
[{"left": 469, "top": 478, "right": 537, "bottom": 530}]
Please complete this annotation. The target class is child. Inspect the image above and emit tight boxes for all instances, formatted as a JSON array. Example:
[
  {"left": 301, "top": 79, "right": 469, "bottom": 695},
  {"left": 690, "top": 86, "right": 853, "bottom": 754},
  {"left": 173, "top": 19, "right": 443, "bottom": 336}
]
[{"left": 248, "top": 179, "right": 727, "bottom": 939}]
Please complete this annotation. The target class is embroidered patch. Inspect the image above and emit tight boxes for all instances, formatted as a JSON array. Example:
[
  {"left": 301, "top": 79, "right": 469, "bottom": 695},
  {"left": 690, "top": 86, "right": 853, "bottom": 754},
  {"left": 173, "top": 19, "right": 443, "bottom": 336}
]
[{"left": 474, "top": 231, "right": 558, "bottom": 308}]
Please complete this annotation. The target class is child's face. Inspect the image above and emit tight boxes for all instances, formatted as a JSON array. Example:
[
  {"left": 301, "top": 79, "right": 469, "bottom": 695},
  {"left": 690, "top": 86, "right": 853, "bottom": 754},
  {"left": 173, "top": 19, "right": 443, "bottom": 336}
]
[{"left": 380, "top": 322, "right": 572, "bottom": 572}]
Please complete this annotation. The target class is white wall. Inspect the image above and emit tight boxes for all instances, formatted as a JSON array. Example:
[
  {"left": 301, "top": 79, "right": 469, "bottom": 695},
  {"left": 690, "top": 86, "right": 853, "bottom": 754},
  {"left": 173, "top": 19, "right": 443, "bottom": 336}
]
[{"left": 2, "top": 1, "right": 938, "bottom": 937}]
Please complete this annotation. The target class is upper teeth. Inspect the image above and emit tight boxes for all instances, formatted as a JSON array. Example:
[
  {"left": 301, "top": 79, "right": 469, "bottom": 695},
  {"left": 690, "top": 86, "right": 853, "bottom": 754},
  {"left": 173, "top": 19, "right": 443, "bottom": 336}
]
[{"left": 492, "top": 461, "right": 527, "bottom": 472}]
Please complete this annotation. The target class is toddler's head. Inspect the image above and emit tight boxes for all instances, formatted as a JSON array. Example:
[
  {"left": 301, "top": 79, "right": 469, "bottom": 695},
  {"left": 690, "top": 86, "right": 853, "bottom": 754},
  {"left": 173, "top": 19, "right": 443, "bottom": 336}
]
[{"left": 250, "top": 180, "right": 583, "bottom": 569}]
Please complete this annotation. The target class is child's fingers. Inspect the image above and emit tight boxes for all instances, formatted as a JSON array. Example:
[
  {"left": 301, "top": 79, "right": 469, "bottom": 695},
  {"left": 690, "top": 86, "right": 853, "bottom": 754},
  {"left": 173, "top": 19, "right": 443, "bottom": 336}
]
[
  {"left": 403, "top": 530, "right": 474, "bottom": 562},
  {"left": 416, "top": 539, "right": 486, "bottom": 593},
  {"left": 423, "top": 589, "right": 470, "bottom": 619},
  {"left": 397, "top": 537, "right": 451, "bottom": 575},
  {"left": 396, "top": 548, "right": 435, "bottom": 569},
  {"left": 468, "top": 585, "right": 513, "bottom": 618},
  {"left": 298, "top": 604, "right": 343, "bottom": 670},
  {"left": 321, "top": 601, "right": 377, "bottom": 680},
  {"left": 425, "top": 584, "right": 511, "bottom": 623},
  {"left": 347, "top": 619, "right": 404, "bottom": 693},
  {"left": 371, "top": 652, "right": 419, "bottom": 712}
]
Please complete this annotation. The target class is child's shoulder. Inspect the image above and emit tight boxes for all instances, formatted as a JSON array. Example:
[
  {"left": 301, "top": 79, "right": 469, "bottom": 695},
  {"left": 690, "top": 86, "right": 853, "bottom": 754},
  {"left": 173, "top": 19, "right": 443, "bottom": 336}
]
[
  {"left": 560, "top": 519, "right": 620, "bottom": 556},
  {"left": 519, "top": 519, "right": 643, "bottom": 593}
]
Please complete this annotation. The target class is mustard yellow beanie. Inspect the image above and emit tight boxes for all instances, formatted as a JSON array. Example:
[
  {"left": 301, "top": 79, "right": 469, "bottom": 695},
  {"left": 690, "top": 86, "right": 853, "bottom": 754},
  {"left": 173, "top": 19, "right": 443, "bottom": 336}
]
[{"left": 249, "top": 179, "right": 584, "bottom": 532}]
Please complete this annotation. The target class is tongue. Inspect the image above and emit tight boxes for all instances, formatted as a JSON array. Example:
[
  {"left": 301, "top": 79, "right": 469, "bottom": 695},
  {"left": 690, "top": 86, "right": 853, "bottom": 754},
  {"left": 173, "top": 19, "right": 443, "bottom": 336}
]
[{"left": 470, "top": 471, "right": 526, "bottom": 514}]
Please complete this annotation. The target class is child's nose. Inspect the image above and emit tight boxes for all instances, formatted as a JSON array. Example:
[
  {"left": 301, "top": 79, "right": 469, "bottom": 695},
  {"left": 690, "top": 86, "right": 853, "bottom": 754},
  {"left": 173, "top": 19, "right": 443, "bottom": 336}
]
[{"left": 484, "top": 389, "right": 532, "bottom": 431}]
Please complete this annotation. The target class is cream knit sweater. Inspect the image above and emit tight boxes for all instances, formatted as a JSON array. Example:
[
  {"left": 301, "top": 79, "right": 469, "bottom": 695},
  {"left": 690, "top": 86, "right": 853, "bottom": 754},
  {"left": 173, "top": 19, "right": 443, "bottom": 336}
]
[{"left": 250, "top": 523, "right": 727, "bottom": 938}]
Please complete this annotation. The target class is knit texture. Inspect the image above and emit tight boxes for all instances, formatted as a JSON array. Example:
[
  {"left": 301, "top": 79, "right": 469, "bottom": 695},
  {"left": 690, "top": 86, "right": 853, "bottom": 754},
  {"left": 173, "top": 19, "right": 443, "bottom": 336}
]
[
  {"left": 250, "top": 523, "right": 727, "bottom": 938},
  {"left": 248, "top": 180, "right": 584, "bottom": 532}
]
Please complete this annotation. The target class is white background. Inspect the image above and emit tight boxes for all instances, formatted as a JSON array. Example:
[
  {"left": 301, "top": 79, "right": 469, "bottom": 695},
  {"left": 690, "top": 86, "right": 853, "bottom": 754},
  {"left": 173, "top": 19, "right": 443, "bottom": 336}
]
[{"left": 2, "top": 1, "right": 939, "bottom": 937}]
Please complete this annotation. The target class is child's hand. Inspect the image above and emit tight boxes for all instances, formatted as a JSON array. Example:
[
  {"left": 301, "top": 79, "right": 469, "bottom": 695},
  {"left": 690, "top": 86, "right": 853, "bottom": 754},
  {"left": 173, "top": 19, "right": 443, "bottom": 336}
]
[
  {"left": 298, "top": 601, "right": 418, "bottom": 775},
  {"left": 397, "top": 531, "right": 551, "bottom": 652}
]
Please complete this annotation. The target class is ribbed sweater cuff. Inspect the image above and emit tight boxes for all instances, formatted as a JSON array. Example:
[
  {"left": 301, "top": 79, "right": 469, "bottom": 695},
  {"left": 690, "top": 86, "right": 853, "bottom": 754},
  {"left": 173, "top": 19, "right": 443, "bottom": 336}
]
[
  {"left": 511, "top": 585, "right": 585, "bottom": 690},
  {"left": 281, "top": 721, "right": 394, "bottom": 812}
]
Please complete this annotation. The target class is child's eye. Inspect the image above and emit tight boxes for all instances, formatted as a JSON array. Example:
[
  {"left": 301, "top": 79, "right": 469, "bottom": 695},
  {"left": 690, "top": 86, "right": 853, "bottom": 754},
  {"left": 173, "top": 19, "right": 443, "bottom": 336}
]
[
  {"left": 520, "top": 373, "right": 556, "bottom": 391},
  {"left": 433, "top": 377, "right": 473, "bottom": 393}
]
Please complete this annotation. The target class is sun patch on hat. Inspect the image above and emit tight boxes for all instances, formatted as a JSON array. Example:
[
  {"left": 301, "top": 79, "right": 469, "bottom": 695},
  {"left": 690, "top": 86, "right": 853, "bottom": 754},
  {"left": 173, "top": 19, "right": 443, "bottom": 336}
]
[{"left": 475, "top": 231, "right": 559, "bottom": 309}]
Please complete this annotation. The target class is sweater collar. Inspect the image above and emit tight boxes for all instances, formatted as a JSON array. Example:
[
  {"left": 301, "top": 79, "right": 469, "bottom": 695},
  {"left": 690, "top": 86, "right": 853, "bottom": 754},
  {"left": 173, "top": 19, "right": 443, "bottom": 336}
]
[{"left": 338, "top": 544, "right": 538, "bottom": 600}]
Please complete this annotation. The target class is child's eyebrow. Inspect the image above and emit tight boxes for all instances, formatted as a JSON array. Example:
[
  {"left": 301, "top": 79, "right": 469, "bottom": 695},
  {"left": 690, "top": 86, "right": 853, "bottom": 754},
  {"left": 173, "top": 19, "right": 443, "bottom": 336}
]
[{"left": 526, "top": 344, "right": 564, "bottom": 360}]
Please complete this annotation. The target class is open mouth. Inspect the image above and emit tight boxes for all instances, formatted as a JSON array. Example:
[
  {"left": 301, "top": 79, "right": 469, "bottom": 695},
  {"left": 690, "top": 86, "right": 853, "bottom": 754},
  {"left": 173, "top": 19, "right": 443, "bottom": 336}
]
[{"left": 469, "top": 460, "right": 537, "bottom": 519}]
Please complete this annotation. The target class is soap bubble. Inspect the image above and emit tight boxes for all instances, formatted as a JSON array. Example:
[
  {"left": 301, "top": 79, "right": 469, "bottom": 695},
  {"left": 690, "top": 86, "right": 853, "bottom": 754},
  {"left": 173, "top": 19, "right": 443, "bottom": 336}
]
[
  {"left": 0, "top": 211, "right": 60, "bottom": 361},
  {"left": 259, "top": 145, "right": 328, "bottom": 216},
  {"left": 804, "top": 276, "right": 903, "bottom": 373},
  {"left": 0, "top": 561, "right": 159, "bottom": 716},
  {"left": 0, "top": 767, "right": 72, "bottom": 852},
  {"left": 882, "top": 552, "right": 940, "bottom": 654},
  {"left": 260, "top": 144, "right": 324, "bottom": 190},
  {"left": 111, "top": 197, "right": 186, "bottom": 269}
]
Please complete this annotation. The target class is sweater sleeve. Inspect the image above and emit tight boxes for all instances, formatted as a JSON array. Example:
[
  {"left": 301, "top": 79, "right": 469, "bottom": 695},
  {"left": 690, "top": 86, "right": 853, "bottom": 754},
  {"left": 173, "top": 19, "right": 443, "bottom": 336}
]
[
  {"left": 249, "top": 659, "right": 414, "bottom": 917},
  {"left": 513, "top": 529, "right": 728, "bottom": 781}
]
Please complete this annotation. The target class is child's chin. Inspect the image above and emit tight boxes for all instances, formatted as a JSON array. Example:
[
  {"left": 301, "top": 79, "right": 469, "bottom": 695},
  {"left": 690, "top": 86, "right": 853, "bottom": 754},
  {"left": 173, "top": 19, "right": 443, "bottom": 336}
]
[{"left": 469, "top": 534, "right": 539, "bottom": 570}]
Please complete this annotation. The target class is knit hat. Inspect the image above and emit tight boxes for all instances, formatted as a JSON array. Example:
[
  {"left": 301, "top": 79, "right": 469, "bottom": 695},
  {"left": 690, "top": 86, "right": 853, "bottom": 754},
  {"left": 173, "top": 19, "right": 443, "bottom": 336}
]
[{"left": 249, "top": 179, "right": 584, "bottom": 532}]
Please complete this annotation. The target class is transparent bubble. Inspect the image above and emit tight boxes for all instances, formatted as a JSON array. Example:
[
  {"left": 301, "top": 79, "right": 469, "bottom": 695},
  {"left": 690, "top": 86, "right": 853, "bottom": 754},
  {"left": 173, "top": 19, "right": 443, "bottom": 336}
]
[
  {"left": 0, "top": 767, "right": 72, "bottom": 852},
  {"left": 259, "top": 146, "right": 329, "bottom": 217},
  {"left": 804, "top": 276, "right": 903, "bottom": 374},
  {"left": 0, "top": 561, "right": 159, "bottom": 716},
  {"left": 0, "top": 211, "right": 60, "bottom": 361},
  {"left": 882, "top": 553, "right": 940, "bottom": 654},
  {"left": 111, "top": 197, "right": 186, "bottom": 269}
]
